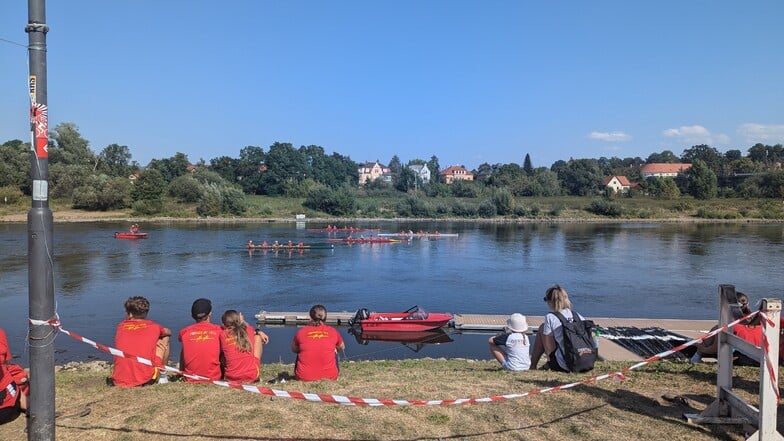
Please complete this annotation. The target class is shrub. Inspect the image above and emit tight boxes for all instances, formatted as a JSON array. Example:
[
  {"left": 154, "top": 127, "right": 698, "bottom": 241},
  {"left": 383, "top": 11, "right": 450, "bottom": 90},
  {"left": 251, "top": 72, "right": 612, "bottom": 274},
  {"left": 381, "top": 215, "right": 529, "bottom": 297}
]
[
  {"left": 451, "top": 201, "right": 478, "bottom": 217},
  {"left": 491, "top": 188, "right": 514, "bottom": 215},
  {"left": 303, "top": 186, "right": 357, "bottom": 216},
  {"left": 0, "top": 186, "right": 25, "bottom": 205},
  {"left": 587, "top": 199, "right": 623, "bottom": 217},
  {"left": 478, "top": 199, "right": 497, "bottom": 218},
  {"left": 168, "top": 176, "right": 203, "bottom": 203},
  {"left": 132, "top": 199, "right": 163, "bottom": 215}
]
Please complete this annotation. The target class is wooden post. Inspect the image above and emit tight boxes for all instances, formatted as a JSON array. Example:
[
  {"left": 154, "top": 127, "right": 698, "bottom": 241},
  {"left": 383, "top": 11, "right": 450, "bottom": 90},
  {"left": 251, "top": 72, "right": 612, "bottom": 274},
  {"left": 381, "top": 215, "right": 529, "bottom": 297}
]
[{"left": 685, "top": 285, "right": 784, "bottom": 440}]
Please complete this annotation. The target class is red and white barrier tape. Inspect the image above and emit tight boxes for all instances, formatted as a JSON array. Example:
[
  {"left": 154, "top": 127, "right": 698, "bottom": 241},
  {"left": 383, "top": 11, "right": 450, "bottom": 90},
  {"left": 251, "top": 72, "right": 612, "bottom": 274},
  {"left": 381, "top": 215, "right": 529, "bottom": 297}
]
[{"left": 29, "top": 310, "right": 775, "bottom": 406}]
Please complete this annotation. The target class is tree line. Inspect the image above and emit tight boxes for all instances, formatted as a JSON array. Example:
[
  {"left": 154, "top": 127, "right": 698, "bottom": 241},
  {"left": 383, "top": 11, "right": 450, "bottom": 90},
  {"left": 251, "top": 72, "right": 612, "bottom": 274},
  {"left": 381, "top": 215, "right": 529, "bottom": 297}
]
[{"left": 1, "top": 122, "right": 783, "bottom": 217}]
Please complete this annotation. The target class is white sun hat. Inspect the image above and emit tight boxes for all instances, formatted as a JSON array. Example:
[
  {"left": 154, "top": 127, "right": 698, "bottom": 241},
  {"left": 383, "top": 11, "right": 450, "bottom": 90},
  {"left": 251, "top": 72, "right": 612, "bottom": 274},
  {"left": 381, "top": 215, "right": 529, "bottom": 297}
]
[{"left": 506, "top": 313, "right": 529, "bottom": 333}]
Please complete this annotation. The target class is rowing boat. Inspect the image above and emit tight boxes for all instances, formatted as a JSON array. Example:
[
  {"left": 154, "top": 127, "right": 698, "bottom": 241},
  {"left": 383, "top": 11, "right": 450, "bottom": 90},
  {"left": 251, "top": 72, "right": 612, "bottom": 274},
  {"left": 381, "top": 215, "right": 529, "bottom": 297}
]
[
  {"left": 327, "top": 238, "right": 400, "bottom": 244},
  {"left": 306, "top": 227, "right": 380, "bottom": 233},
  {"left": 377, "top": 232, "right": 459, "bottom": 238},
  {"left": 229, "top": 244, "right": 334, "bottom": 250},
  {"left": 348, "top": 306, "right": 453, "bottom": 332},
  {"left": 115, "top": 232, "right": 148, "bottom": 239}
]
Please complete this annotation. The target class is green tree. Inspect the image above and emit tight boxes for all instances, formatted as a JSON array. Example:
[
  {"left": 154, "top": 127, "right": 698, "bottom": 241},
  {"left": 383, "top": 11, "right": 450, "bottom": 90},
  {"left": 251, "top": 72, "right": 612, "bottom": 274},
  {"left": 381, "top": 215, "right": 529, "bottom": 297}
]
[
  {"left": 148, "top": 152, "right": 190, "bottom": 183},
  {"left": 259, "top": 142, "right": 306, "bottom": 196},
  {"left": 645, "top": 150, "right": 679, "bottom": 163},
  {"left": 645, "top": 177, "right": 680, "bottom": 199},
  {"left": 168, "top": 175, "right": 204, "bottom": 202},
  {"left": 49, "top": 122, "right": 97, "bottom": 169},
  {"left": 681, "top": 144, "right": 723, "bottom": 175},
  {"left": 686, "top": 159, "right": 717, "bottom": 200},
  {"left": 558, "top": 159, "right": 603, "bottom": 196},
  {"left": 210, "top": 155, "right": 240, "bottom": 184},
  {"left": 491, "top": 188, "right": 514, "bottom": 215},
  {"left": 427, "top": 155, "right": 440, "bottom": 181},
  {"left": 395, "top": 167, "right": 416, "bottom": 192},
  {"left": 49, "top": 163, "right": 92, "bottom": 199},
  {"left": 72, "top": 175, "right": 132, "bottom": 210},
  {"left": 523, "top": 154, "right": 533, "bottom": 175},
  {"left": 131, "top": 168, "right": 166, "bottom": 204},
  {"left": 0, "top": 139, "right": 30, "bottom": 192},
  {"left": 97, "top": 143, "right": 133, "bottom": 177},
  {"left": 303, "top": 185, "right": 357, "bottom": 216}
]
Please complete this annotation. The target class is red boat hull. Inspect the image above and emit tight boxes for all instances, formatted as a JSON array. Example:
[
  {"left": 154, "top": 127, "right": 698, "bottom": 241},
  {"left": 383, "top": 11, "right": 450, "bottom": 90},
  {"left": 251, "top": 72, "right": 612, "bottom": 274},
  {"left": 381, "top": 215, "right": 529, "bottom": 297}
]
[
  {"left": 115, "top": 232, "right": 148, "bottom": 239},
  {"left": 359, "top": 312, "right": 453, "bottom": 332}
]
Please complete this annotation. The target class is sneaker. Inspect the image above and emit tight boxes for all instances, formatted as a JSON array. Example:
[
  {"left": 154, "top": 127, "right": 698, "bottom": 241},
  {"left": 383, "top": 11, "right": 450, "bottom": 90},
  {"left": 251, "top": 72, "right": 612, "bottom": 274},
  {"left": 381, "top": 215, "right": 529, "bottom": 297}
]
[
  {"left": 157, "top": 374, "right": 169, "bottom": 384},
  {"left": 689, "top": 353, "right": 702, "bottom": 364}
]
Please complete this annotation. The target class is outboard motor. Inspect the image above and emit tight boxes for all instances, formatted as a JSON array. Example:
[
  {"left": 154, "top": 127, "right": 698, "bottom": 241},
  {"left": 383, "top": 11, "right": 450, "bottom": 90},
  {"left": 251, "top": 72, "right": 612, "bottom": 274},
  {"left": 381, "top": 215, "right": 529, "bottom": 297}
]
[{"left": 348, "top": 308, "right": 370, "bottom": 327}]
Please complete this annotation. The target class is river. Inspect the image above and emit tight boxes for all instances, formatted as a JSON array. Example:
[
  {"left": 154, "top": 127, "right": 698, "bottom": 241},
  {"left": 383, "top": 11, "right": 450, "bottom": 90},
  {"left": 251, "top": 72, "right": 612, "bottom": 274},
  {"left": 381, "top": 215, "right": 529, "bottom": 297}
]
[{"left": 1, "top": 220, "right": 782, "bottom": 367}]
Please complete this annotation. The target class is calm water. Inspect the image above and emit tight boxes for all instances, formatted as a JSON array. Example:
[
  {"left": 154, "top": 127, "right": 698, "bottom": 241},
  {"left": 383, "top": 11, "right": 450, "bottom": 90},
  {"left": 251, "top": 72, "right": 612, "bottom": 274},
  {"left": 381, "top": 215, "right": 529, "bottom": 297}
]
[{"left": 1, "top": 220, "right": 782, "bottom": 367}]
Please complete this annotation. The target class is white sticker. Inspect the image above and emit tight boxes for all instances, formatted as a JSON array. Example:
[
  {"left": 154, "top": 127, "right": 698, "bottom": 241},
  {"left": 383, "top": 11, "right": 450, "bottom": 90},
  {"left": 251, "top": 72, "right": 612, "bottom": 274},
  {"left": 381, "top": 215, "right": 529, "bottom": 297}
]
[{"left": 32, "top": 180, "right": 48, "bottom": 201}]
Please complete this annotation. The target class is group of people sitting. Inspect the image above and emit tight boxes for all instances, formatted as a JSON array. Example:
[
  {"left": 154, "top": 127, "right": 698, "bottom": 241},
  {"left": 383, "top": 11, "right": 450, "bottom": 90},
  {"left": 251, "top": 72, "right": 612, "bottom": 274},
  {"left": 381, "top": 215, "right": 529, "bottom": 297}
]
[
  {"left": 112, "top": 296, "right": 345, "bottom": 387},
  {"left": 488, "top": 284, "right": 589, "bottom": 372},
  {"left": 489, "top": 285, "right": 782, "bottom": 373},
  {"left": 246, "top": 240, "right": 306, "bottom": 249}
]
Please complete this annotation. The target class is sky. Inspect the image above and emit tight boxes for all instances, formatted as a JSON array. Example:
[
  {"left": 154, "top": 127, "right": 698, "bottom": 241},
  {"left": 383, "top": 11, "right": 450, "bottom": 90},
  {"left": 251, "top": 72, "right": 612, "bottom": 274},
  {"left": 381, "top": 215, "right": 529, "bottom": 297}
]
[{"left": 2, "top": 1, "right": 784, "bottom": 170}]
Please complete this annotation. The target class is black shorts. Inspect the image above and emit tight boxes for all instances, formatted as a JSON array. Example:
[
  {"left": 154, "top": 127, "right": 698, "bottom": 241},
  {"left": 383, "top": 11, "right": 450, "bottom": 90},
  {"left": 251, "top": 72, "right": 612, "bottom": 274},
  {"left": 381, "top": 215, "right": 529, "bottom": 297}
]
[{"left": 0, "top": 393, "right": 22, "bottom": 425}]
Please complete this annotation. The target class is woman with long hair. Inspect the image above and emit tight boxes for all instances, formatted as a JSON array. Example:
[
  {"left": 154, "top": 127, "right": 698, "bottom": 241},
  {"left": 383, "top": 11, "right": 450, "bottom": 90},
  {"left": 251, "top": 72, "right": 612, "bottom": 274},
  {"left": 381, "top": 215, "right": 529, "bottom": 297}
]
[
  {"left": 530, "top": 284, "right": 587, "bottom": 372},
  {"left": 291, "top": 305, "right": 345, "bottom": 381},
  {"left": 219, "top": 310, "right": 267, "bottom": 382}
]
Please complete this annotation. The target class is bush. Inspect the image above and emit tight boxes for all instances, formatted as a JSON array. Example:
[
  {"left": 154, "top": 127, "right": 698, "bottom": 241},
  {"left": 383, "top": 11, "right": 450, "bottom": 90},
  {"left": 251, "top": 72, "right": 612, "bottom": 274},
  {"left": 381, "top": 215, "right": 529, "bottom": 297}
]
[
  {"left": 197, "top": 186, "right": 222, "bottom": 217},
  {"left": 491, "top": 188, "right": 514, "bottom": 215},
  {"left": 0, "top": 186, "right": 24, "bottom": 204},
  {"left": 451, "top": 201, "right": 478, "bottom": 217},
  {"left": 396, "top": 196, "right": 434, "bottom": 218},
  {"left": 303, "top": 186, "right": 357, "bottom": 216},
  {"left": 168, "top": 176, "right": 203, "bottom": 203},
  {"left": 72, "top": 176, "right": 131, "bottom": 211},
  {"left": 478, "top": 199, "right": 497, "bottom": 218},
  {"left": 132, "top": 199, "right": 163, "bottom": 215},
  {"left": 587, "top": 199, "right": 623, "bottom": 217}
]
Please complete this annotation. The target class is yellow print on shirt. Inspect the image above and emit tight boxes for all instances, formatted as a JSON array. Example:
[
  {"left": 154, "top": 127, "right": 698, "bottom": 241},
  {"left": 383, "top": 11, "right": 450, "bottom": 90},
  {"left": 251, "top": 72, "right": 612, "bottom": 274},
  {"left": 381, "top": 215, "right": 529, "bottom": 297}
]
[
  {"left": 122, "top": 322, "right": 149, "bottom": 331},
  {"left": 307, "top": 330, "right": 330, "bottom": 339},
  {"left": 189, "top": 330, "right": 216, "bottom": 342}
]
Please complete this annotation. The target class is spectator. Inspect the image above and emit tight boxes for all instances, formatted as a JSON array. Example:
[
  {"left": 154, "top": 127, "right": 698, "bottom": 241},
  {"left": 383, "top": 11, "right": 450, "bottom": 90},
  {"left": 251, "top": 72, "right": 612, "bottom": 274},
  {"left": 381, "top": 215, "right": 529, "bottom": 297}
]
[
  {"left": 488, "top": 313, "right": 531, "bottom": 371},
  {"left": 112, "top": 296, "right": 171, "bottom": 387},
  {"left": 0, "top": 327, "right": 27, "bottom": 425},
  {"left": 179, "top": 298, "right": 222, "bottom": 382},
  {"left": 530, "top": 284, "right": 586, "bottom": 371},
  {"left": 291, "top": 305, "right": 345, "bottom": 381},
  {"left": 219, "top": 310, "right": 267, "bottom": 383}
]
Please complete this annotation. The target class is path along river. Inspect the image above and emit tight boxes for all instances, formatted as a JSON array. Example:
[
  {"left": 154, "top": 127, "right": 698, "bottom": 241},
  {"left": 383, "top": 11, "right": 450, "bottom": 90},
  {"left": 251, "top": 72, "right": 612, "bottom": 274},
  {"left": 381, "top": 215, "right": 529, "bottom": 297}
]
[{"left": 1, "top": 220, "right": 782, "bottom": 366}]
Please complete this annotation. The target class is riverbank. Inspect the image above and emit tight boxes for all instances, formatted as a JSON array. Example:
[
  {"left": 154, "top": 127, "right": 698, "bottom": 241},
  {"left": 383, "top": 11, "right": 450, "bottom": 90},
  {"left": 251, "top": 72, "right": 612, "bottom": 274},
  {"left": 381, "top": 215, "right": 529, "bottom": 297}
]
[{"left": 0, "top": 359, "right": 767, "bottom": 440}]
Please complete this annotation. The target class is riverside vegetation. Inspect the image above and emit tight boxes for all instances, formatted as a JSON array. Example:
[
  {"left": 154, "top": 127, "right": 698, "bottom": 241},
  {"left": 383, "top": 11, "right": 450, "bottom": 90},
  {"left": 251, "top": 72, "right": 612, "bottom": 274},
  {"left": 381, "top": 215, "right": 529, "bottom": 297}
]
[{"left": 0, "top": 359, "right": 774, "bottom": 440}]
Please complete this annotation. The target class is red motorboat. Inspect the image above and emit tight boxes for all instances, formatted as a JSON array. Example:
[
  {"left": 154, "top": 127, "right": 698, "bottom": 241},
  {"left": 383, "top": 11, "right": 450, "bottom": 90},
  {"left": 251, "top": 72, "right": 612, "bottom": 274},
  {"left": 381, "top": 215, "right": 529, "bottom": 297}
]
[
  {"left": 348, "top": 306, "right": 453, "bottom": 332},
  {"left": 115, "top": 232, "right": 148, "bottom": 239},
  {"left": 115, "top": 224, "right": 147, "bottom": 239}
]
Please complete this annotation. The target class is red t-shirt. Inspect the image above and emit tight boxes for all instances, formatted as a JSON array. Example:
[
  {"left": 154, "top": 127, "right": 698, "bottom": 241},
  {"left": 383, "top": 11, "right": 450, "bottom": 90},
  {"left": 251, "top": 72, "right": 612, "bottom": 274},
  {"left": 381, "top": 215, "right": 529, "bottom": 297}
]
[
  {"left": 734, "top": 324, "right": 762, "bottom": 347},
  {"left": 179, "top": 321, "right": 222, "bottom": 383},
  {"left": 112, "top": 319, "right": 167, "bottom": 387},
  {"left": 293, "top": 325, "right": 344, "bottom": 381},
  {"left": 0, "top": 363, "right": 20, "bottom": 410},
  {"left": 219, "top": 324, "right": 260, "bottom": 383},
  {"left": 0, "top": 328, "right": 11, "bottom": 363}
]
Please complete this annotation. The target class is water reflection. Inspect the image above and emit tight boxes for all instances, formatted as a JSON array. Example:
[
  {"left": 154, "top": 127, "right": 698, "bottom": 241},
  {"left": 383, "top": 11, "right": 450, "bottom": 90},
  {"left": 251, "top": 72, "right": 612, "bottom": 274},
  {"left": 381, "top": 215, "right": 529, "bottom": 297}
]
[{"left": 348, "top": 328, "right": 454, "bottom": 353}]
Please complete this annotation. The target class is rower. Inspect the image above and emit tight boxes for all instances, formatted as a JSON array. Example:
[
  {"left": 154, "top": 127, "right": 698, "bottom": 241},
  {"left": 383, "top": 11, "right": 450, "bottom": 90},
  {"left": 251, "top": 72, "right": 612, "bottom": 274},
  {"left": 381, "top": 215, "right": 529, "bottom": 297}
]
[
  {"left": 261, "top": 241, "right": 269, "bottom": 248},
  {"left": 247, "top": 240, "right": 254, "bottom": 249}
]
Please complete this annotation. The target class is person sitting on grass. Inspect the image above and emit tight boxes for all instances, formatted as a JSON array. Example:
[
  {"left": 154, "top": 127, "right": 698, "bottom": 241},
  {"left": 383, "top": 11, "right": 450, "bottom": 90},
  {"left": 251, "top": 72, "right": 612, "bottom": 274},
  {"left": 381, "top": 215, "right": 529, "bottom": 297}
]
[
  {"left": 179, "top": 298, "right": 223, "bottom": 383},
  {"left": 690, "top": 292, "right": 749, "bottom": 363},
  {"left": 112, "top": 296, "right": 171, "bottom": 387},
  {"left": 0, "top": 327, "right": 27, "bottom": 425},
  {"left": 488, "top": 313, "right": 531, "bottom": 371},
  {"left": 219, "top": 310, "right": 268, "bottom": 383},
  {"left": 291, "top": 304, "right": 345, "bottom": 381}
]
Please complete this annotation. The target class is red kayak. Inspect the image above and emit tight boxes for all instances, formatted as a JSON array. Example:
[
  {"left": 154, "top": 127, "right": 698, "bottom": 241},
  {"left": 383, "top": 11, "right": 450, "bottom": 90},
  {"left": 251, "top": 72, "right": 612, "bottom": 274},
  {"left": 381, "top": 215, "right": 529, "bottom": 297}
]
[
  {"left": 348, "top": 306, "right": 453, "bottom": 332},
  {"left": 115, "top": 232, "right": 148, "bottom": 239}
]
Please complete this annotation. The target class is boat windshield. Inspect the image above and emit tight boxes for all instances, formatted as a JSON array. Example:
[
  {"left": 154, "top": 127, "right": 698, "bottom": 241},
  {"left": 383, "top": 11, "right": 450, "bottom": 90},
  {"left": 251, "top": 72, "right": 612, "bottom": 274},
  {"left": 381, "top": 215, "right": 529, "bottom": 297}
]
[{"left": 406, "top": 307, "right": 428, "bottom": 320}]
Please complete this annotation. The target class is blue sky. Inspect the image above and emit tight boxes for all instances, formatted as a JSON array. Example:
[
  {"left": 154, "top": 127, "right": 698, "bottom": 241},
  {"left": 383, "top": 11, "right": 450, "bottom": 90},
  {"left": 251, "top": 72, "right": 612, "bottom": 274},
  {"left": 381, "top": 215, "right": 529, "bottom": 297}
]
[{"left": 2, "top": 1, "right": 783, "bottom": 170}]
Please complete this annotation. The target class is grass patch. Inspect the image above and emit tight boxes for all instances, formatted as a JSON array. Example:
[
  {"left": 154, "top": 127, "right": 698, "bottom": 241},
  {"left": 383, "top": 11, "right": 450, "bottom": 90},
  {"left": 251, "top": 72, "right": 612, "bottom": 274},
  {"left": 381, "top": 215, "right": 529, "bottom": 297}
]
[{"left": 3, "top": 359, "right": 774, "bottom": 440}]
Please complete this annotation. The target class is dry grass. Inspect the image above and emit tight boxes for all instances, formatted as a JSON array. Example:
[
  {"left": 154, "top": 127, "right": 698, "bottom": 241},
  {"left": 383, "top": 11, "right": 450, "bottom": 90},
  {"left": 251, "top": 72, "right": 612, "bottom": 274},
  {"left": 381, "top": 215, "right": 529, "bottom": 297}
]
[{"left": 0, "top": 359, "right": 776, "bottom": 440}]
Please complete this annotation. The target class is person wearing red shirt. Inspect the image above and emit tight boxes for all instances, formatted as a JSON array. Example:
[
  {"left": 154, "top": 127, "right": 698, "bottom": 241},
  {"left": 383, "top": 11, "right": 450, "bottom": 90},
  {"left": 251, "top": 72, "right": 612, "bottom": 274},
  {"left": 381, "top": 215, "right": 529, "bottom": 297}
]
[
  {"left": 0, "top": 327, "right": 27, "bottom": 424},
  {"left": 291, "top": 304, "right": 345, "bottom": 381},
  {"left": 112, "top": 296, "right": 171, "bottom": 387},
  {"left": 219, "top": 310, "right": 267, "bottom": 383},
  {"left": 179, "top": 298, "right": 222, "bottom": 383}
]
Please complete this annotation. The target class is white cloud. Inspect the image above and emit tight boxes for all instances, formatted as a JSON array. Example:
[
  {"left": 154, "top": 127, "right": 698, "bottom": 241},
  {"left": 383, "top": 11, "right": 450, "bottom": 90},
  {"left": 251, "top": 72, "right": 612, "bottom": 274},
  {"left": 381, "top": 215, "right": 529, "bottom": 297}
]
[
  {"left": 588, "top": 131, "right": 631, "bottom": 142},
  {"left": 662, "top": 125, "right": 730, "bottom": 146},
  {"left": 737, "top": 123, "right": 784, "bottom": 143}
]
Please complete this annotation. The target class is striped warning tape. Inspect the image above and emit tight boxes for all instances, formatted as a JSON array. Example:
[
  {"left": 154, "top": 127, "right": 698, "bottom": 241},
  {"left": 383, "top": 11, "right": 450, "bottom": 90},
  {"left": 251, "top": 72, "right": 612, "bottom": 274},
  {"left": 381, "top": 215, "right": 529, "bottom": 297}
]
[{"left": 29, "top": 310, "right": 771, "bottom": 406}]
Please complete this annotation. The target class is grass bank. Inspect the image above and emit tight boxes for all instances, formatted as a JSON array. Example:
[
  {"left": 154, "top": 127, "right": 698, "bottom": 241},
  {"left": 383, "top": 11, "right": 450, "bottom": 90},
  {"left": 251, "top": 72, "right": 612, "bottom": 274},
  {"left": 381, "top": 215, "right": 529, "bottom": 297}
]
[{"left": 0, "top": 359, "right": 773, "bottom": 440}]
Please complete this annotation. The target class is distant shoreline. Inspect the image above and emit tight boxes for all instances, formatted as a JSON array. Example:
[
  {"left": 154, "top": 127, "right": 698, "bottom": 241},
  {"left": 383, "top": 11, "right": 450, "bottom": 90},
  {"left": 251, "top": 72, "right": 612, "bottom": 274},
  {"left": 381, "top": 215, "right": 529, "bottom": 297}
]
[{"left": 2, "top": 206, "right": 784, "bottom": 224}]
